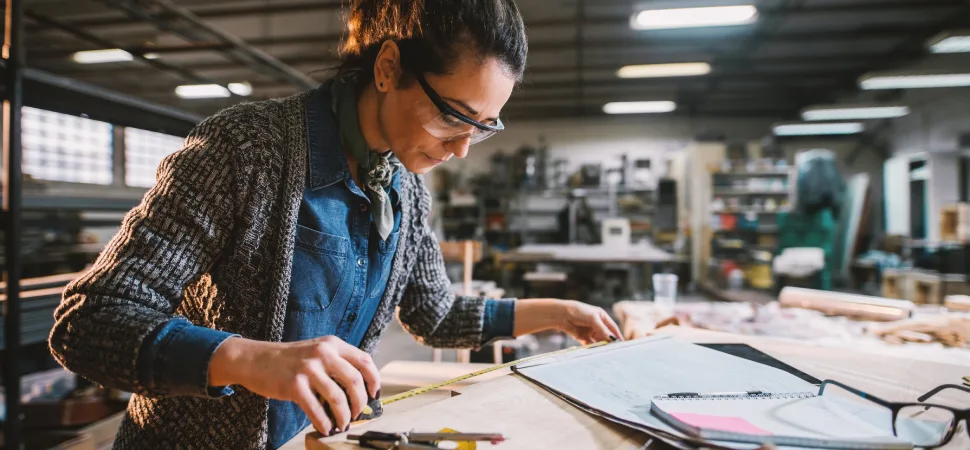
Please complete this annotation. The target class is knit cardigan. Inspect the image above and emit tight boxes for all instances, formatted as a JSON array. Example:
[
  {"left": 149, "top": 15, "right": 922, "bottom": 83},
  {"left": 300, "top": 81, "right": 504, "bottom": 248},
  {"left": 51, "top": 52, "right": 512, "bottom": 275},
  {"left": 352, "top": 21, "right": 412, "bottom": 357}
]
[{"left": 48, "top": 90, "right": 490, "bottom": 449}]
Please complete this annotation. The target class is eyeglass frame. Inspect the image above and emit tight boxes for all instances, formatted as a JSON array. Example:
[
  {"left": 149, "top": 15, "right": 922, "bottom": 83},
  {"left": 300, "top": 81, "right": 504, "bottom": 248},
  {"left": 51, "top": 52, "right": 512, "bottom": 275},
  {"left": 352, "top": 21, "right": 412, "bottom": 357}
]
[
  {"left": 412, "top": 72, "right": 505, "bottom": 134},
  {"left": 818, "top": 379, "right": 970, "bottom": 448}
]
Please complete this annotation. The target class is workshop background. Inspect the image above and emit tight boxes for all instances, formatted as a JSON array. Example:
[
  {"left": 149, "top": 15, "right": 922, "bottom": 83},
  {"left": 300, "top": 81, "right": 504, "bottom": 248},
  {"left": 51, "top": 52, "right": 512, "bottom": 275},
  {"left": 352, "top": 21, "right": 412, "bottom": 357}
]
[{"left": 2, "top": 0, "right": 970, "bottom": 448}]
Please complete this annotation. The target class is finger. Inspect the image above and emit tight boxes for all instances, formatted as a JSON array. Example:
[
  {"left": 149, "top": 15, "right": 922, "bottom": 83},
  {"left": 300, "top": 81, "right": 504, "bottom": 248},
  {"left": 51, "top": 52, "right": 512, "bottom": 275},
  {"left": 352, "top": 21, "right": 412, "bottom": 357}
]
[
  {"left": 323, "top": 356, "right": 367, "bottom": 421},
  {"left": 310, "top": 369, "right": 351, "bottom": 431},
  {"left": 590, "top": 316, "right": 614, "bottom": 343},
  {"left": 600, "top": 310, "right": 623, "bottom": 340},
  {"left": 293, "top": 375, "right": 331, "bottom": 435},
  {"left": 332, "top": 341, "right": 381, "bottom": 399}
]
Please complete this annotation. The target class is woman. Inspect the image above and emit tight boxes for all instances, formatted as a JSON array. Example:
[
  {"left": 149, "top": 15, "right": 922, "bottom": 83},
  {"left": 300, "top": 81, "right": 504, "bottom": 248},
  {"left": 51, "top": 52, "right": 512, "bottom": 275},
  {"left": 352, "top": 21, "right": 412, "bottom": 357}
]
[{"left": 49, "top": 0, "right": 621, "bottom": 448}]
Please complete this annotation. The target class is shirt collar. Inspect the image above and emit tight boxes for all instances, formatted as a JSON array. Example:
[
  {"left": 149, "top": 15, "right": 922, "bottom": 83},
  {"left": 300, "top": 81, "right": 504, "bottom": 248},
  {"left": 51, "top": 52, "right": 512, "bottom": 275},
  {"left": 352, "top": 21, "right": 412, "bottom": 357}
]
[{"left": 305, "top": 81, "right": 402, "bottom": 202}]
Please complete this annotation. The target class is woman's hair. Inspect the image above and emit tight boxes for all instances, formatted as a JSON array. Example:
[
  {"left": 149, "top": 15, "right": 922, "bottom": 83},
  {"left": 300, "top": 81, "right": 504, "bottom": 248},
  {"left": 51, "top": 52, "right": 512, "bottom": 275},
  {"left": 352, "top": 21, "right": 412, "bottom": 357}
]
[{"left": 338, "top": 0, "right": 528, "bottom": 86}]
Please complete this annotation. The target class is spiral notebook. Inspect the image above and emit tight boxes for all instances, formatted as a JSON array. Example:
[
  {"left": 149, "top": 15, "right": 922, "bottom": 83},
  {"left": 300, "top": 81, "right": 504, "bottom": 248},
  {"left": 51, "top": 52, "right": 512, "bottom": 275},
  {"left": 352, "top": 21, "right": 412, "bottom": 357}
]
[{"left": 650, "top": 391, "right": 911, "bottom": 449}]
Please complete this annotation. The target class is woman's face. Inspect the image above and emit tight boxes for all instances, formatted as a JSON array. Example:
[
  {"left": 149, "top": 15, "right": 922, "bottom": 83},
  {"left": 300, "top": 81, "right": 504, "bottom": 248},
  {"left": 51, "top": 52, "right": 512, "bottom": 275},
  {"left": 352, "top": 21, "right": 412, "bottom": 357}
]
[{"left": 375, "top": 49, "right": 516, "bottom": 174}]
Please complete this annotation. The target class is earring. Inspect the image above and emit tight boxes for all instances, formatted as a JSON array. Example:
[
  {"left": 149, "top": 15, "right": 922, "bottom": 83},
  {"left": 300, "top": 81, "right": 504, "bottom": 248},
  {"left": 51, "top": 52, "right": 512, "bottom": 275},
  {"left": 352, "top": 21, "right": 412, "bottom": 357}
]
[{"left": 379, "top": 82, "right": 384, "bottom": 88}]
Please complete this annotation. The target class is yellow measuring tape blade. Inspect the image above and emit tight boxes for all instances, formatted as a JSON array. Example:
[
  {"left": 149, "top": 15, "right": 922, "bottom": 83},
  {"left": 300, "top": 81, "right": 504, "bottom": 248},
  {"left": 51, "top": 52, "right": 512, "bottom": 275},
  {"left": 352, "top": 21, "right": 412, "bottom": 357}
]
[
  {"left": 438, "top": 428, "right": 476, "bottom": 450},
  {"left": 363, "top": 340, "right": 610, "bottom": 416}
]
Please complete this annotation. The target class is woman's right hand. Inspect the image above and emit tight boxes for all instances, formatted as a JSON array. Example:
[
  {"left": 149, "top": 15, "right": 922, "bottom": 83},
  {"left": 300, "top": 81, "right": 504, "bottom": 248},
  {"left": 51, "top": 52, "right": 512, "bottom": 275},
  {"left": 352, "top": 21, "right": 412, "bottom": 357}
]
[{"left": 209, "top": 335, "right": 380, "bottom": 435}]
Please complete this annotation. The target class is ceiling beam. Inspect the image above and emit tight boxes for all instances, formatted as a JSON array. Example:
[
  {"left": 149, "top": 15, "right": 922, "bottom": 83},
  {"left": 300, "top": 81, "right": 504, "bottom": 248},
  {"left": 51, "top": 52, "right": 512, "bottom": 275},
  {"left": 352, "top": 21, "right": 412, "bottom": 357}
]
[
  {"left": 52, "top": 70, "right": 848, "bottom": 98},
  {"left": 28, "top": 0, "right": 966, "bottom": 31},
  {"left": 500, "top": 105, "right": 797, "bottom": 120},
  {"left": 33, "top": 52, "right": 877, "bottom": 79},
  {"left": 27, "top": 1, "right": 344, "bottom": 30},
  {"left": 91, "top": 0, "right": 316, "bottom": 89},
  {"left": 27, "top": 24, "right": 939, "bottom": 59},
  {"left": 23, "top": 9, "right": 246, "bottom": 96}
]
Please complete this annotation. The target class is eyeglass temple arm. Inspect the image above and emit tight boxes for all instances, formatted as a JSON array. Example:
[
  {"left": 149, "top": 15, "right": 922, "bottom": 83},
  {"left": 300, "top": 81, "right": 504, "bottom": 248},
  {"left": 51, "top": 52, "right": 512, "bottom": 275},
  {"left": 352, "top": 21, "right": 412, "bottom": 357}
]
[
  {"left": 819, "top": 379, "right": 893, "bottom": 407},
  {"left": 918, "top": 384, "right": 970, "bottom": 403}
]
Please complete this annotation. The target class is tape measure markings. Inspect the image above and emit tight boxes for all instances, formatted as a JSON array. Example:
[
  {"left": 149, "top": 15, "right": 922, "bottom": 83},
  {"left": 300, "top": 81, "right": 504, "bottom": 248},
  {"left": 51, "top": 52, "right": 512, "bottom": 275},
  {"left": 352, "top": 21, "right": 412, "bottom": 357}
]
[{"left": 360, "top": 340, "right": 610, "bottom": 417}]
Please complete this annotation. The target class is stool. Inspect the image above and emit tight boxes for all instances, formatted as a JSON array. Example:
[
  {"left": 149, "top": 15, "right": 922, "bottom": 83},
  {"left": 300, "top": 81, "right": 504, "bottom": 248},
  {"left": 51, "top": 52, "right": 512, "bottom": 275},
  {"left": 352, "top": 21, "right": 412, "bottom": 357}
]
[{"left": 435, "top": 240, "right": 483, "bottom": 363}]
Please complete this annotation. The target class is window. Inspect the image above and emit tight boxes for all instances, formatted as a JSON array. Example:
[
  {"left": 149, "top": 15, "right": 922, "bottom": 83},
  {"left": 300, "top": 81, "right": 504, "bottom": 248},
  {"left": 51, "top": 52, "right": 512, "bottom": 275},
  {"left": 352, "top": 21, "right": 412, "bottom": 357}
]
[
  {"left": 124, "top": 127, "right": 184, "bottom": 188},
  {"left": 21, "top": 107, "right": 113, "bottom": 184}
]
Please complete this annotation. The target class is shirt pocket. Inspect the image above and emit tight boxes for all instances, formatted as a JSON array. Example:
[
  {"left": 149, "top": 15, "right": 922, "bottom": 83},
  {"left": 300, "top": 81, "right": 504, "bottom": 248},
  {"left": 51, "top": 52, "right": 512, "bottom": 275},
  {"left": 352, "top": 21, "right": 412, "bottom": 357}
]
[{"left": 289, "top": 225, "right": 350, "bottom": 311}]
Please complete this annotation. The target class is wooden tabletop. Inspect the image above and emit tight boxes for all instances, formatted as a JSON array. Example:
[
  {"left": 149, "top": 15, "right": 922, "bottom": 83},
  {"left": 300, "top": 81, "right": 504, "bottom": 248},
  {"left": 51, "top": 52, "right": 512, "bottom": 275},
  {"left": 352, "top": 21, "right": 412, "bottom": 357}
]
[
  {"left": 288, "top": 327, "right": 970, "bottom": 450},
  {"left": 498, "top": 243, "right": 678, "bottom": 264}
]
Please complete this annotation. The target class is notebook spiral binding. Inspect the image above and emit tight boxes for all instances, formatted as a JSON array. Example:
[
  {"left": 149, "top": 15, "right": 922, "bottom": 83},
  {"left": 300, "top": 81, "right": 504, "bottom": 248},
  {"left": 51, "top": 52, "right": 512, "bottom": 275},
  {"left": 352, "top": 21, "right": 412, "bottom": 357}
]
[{"left": 655, "top": 392, "right": 817, "bottom": 401}]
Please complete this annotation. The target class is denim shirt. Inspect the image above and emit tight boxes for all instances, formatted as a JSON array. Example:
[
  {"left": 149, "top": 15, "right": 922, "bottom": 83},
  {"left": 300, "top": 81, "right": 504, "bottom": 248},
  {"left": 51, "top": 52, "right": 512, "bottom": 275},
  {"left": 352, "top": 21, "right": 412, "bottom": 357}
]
[{"left": 136, "top": 84, "right": 515, "bottom": 450}]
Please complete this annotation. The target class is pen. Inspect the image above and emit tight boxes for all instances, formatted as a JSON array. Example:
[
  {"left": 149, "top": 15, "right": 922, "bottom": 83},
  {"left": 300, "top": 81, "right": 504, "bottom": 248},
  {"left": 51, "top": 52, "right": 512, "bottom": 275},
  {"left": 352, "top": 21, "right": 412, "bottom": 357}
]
[{"left": 665, "top": 390, "right": 766, "bottom": 398}]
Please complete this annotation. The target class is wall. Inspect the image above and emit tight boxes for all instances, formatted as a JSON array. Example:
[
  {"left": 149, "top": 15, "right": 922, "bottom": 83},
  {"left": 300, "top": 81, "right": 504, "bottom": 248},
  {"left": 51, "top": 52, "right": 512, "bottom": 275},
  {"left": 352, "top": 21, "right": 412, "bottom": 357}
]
[
  {"left": 446, "top": 115, "right": 777, "bottom": 182},
  {"left": 891, "top": 90, "right": 970, "bottom": 155},
  {"left": 885, "top": 89, "right": 970, "bottom": 241}
]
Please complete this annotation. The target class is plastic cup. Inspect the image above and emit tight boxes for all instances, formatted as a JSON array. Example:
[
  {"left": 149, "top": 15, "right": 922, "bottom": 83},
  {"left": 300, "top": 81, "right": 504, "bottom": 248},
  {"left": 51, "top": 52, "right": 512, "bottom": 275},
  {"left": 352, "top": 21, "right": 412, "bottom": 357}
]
[{"left": 652, "top": 274, "right": 679, "bottom": 313}]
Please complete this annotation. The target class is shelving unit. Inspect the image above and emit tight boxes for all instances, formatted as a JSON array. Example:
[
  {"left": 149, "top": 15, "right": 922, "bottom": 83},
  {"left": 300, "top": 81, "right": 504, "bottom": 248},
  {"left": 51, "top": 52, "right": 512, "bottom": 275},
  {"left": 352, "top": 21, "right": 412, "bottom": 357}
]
[
  {"left": 705, "top": 162, "right": 795, "bottom": 291},
  {"left": 2, "top": 38, "right": 199, "bottom": 446},
  {"left": 712, "top": 189, "right": 790, "bottom": 196},
  {"left": 503, "top": 186, "right": 655, "bottom": 244}
]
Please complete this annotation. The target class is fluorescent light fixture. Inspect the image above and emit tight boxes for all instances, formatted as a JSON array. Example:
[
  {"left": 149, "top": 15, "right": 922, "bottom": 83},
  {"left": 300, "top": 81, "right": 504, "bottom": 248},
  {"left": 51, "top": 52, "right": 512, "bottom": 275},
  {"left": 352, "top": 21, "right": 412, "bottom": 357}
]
[
  {"left": 631, "top": 5, "right": 758, "bottom": 30},
  {"left": 801, "top": 104, "right": 910, "bottom": 121},
  {"left": 228, "top": 82, "right": 253, "bottom": 96},
  {"left": 176, "top": 84, "right": 231, "bottom": 99},
  {"left": 617, "top": 62, "right": 711, "bottom": 78},
  {"left": 142, "top": 53, "right": 160, "bottom": 60},
  {"left": 860, "top": 72, "right": 970, "bottom": 89},
  {"left": 175, "top": 82, "right": 252, "bottom": 99},
  {"left": 603, "top": 101, "right": 677, "bottom": 114},
  {"left": 73, "top": 48, "right": 133, "bottom": 64},
  {"left": 928, "top": 31, "right": 970, "bottom": 53},
  {"left": 773, "top": 122, "right": 865, "bottom": 136}
]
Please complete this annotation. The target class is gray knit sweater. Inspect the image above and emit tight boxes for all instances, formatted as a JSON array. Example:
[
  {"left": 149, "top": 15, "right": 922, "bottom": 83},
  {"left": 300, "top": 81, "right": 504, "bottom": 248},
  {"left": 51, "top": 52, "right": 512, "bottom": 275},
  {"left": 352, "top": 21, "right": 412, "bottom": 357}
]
[{"left": 48, "top": 90, "right": 490, "bottom": 449}]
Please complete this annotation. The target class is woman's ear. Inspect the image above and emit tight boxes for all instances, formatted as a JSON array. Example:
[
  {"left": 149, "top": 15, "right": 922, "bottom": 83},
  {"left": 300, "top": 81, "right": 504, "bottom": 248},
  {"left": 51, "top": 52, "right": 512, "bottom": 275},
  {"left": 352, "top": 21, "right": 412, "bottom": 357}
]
[{"left": 373, "top": 41, "right": 402, "bottom": 93}]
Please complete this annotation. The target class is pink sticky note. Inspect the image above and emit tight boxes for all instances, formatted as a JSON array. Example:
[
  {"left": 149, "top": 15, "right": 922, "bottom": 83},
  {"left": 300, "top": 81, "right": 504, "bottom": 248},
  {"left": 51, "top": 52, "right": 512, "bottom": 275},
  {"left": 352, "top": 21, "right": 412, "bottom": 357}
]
[{"left": 672, "top": 412, "right": 772, "bottom": 436}]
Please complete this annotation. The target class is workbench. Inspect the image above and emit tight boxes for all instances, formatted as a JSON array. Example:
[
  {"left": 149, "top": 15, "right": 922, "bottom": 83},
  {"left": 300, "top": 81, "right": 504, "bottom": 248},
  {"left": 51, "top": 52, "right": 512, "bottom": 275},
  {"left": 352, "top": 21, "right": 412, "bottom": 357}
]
[
  {"left": 613, "top": 300, "right": 970, "bottom": 366},
  {"left": 498, "top": 243, "right": 682, "bottom": 299},
  {"left": 499, "top": 243, "right": 678, "bottom": 264},
  {"left": 283, "top": 327, "right": 970, "bottom": 450}
]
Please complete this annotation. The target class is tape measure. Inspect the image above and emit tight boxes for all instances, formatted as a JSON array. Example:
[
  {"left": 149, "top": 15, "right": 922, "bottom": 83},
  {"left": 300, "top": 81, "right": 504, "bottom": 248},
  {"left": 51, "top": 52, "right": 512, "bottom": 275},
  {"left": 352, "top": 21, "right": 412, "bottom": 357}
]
[{"left": 360, "top": 340, "right": 610, "bottom": 419}]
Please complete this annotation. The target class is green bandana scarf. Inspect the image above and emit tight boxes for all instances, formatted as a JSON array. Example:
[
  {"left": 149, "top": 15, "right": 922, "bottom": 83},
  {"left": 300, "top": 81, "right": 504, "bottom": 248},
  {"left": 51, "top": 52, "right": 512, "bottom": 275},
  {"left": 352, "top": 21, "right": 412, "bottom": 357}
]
[{"left": 330, "top": 77, "right": 397, "bottom": 240}]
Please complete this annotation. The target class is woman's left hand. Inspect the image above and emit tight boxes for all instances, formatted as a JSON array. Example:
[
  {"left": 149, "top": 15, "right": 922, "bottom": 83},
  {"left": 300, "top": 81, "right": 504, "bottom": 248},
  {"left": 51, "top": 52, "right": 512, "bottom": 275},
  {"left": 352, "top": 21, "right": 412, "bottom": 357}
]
[
  {"left": 513, "top": 299, "right": 623, "bottom": 345},
  {"left": 557, "top": 300, "right": 623, "bottom": 345}
]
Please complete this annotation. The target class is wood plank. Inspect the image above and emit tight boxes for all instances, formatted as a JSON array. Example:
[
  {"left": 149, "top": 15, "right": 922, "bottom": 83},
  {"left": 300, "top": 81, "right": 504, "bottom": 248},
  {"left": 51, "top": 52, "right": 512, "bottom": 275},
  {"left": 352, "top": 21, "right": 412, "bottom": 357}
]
[
  {"left": 295, "top": 329, "right": 970, "bottom": 449},
  {"left": 306, "top": 376, "right": 647, "bottom": 450}
]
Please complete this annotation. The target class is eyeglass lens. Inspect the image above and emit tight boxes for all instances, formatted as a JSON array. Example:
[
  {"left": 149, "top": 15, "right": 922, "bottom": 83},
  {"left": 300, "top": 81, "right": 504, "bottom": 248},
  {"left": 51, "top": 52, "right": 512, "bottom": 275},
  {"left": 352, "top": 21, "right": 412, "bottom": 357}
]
[
  {"left": 820, "top": 382, "right": 958, "bottom": 448},
  {"left": 417, "top": 104, "right": 498, "bottom": 144},
  {"left": 895, "top": 405, "right": 956, "bottom": 447}
]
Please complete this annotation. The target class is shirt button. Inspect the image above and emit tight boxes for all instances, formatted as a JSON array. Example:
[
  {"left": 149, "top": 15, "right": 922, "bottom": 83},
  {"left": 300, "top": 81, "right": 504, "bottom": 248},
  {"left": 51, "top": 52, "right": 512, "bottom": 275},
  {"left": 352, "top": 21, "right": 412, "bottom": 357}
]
[
  {"left": 348, "top": 312, "right": 358, "bottom": 323},
  {"left": 360, "top": 204, "right": 368, "bottom": 212},
  {"left": 357, "top": 257, "right": 366, "bottom": 267}
]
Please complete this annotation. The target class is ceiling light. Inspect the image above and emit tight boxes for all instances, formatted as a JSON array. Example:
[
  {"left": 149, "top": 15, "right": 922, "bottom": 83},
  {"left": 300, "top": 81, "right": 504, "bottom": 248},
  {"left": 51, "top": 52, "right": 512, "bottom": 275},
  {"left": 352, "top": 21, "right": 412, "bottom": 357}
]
[
  {"left": 176, "top": 84, "right": 231, "bottom": 99},
  {"left": 773, "top": 122, "right": 865, "bottom": 136},
  {"left": 617, "top": 63, "right": 711, "bottom": 78},
  {"left": 928, "top": 31, "right": 970, "bottom": 53},
  {"left": 228, "top": 82, "right": 252, "bottom": 96},
  {"left": 603, "top": 101, "right": 677, "bottom": 114},
  {"left": 801, "top": 105, "right": 910, "bottom": 121},
  {"left": 175, "top": 82, "right": 252, "bottom": 99},
  {"left": 72, "top": 48, "right": 133, "bottom": 64},
  {"left": 631, "top": 5, "right": 758, "bottom": 30},
  {"left": 860, "top": 72, "right": 970, "bottom": 89}
]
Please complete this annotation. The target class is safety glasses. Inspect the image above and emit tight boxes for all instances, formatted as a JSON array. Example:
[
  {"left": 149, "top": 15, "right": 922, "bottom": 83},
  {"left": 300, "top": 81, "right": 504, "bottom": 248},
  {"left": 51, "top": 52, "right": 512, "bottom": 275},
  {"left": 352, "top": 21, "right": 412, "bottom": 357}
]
[{"left": 413, "top": 72, "right": 504, "bottom": 145}]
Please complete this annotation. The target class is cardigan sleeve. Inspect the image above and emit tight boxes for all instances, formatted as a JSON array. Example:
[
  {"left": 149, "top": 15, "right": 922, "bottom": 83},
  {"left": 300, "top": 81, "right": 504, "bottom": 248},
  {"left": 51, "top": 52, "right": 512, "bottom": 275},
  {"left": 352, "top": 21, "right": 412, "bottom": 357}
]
[
  {"left": 396, "top": 178, "right": 517, "bottom": 349},
  {"left": 49, "top": 114, "right": 239, "bottom": 397}
]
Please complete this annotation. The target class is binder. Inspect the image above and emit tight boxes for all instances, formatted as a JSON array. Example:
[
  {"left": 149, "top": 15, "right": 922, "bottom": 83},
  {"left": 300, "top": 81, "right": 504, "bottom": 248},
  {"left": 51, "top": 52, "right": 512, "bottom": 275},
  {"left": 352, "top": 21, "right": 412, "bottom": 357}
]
[{"left": 650, "top": 391, "right": 913, "bottom": 449}]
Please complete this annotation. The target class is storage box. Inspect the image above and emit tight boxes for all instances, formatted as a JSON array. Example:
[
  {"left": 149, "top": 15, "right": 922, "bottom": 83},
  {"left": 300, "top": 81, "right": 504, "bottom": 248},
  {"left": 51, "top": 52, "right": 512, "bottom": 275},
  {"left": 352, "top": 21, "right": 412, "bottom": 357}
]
[
  {"left": 882, "top": 268, "right": 907, "bottom": 299},
  {"left": 940, "top": 203, "right": 970, "bottom": 242}
]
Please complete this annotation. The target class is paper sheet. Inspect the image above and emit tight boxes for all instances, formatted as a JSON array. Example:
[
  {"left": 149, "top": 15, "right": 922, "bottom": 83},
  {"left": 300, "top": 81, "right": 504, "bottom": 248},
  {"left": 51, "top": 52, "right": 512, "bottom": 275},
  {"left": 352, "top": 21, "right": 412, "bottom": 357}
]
[{"left": 513, "top": 337, "right": 906, "bottom": 449}]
